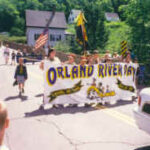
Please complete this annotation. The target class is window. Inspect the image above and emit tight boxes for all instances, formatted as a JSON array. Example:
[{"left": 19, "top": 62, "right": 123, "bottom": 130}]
[
  {"left": 56, "top": 35, "right": 61, "bottom": 41},
  {"left": 50, "top": 34, "right": 61, "bottom": 41},
  {"left": 50, "top": 35, "right": 55, "bottom": 41},
  {"left": 142, "top": 103, "right": 150, "bottom": 115},
  {"left": 34, "top": 34, "right": 40, "bottom": 40}
]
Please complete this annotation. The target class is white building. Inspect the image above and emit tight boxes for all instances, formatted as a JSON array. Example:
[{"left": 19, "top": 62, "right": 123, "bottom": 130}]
[
  {"left": 68, "top": 9, "right": 81, "bottom": 24},
  {"left": 105, "top": 12, "right": 120, "bottom": 22},
  {"left": 26, "top": 10, "right": 67, "bottom": 48}
]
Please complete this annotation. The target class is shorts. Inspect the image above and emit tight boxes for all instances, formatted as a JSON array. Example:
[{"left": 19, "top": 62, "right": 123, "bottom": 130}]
[{"left": 17, "top": 75, "right": 25, "bottom": 84}]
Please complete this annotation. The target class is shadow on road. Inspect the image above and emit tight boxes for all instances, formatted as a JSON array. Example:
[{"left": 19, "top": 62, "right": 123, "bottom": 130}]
[
  {"left": 0, "top": 64, "right": 6, "bottom": 67},
  {"left": 24, "top": 99, "right": 135, "bottom": 117},
  {"left": 35, "top": 93, "right": 44, "bottom": 97},
  {"left": 104, "top": 99, "right": 134, "bottom": 108},
  {"left": 5, "top": 95, "right": 28, "bottom": 101},
  {"left": 24, "top": 106, "right": 95, "bottom": 117}
]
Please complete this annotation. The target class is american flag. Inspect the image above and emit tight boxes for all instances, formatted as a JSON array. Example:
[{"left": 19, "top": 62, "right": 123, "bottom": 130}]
[
  {"left": 34, "top": 10, "right": 56, "bottom": 50},
  {"left": 34, "top": 28, "right": 49, "bottom": 50}
]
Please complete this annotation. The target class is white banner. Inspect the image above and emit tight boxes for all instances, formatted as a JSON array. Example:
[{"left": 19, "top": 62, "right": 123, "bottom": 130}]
[{"left": 44, "top": 61, "right": 138, "bottom": 105}]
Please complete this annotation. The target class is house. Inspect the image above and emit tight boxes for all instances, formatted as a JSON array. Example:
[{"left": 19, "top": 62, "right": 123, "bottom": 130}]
[
  {"left": 68, "top": 9, "right": 81, "bottom": 24},
  {"left": 26, "top": 10, "right": 67, "bottom": 48},
  {"left": 105, "top": 12, "right": 120, "bottom": 22}
]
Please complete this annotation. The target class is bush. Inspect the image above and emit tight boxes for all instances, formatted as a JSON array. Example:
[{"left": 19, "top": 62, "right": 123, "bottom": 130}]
[
  {"left": 0, "top": 35, "right": 26, "bottom": 44},
  {"left": 54, "top": 41, "right": 71, "bottom": 53}
]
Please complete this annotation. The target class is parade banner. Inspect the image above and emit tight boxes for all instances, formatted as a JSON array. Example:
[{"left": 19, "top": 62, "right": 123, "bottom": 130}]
[{"left": 44, "top": 61, "right": 138, "bottom": 105}]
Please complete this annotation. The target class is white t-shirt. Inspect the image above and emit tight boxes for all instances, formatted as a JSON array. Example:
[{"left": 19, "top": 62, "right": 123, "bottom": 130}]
[
  {"left": 0, "top": 145, "right": 9, "bottom": 150},
  {"left": 45, "top": 57, "right": 61, "bottom": 66}
]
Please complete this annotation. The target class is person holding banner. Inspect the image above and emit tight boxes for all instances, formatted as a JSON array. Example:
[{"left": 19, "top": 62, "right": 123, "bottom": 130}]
[
  {"left": 64, "top": 53, "right": 76, "bottom": 65},
  {"left": 40, "top": 48, "right": 61, "bottom": 70},
  {"left": 93, "top": 50, "right": 101, "bottom": 64},
  {"left": 79, "top": 56, "right": 87, "bottom": 66},
  {"left": 39, "top": 48, "right": 61, "bottom": 109},
  {"left": 125, "top": 51, "right": 132, "bottom": 63}
]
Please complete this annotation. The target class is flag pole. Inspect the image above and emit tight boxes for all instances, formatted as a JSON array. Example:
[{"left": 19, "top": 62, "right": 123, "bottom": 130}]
[
  {"left": 81, "top": 12, "right": 86, "bottom": 56},
  {"left": 82, "top": 26, "right": 86, "bottom": 56},
  {"left": 47, "top": 7, "right": 56, "bottom": 48}
]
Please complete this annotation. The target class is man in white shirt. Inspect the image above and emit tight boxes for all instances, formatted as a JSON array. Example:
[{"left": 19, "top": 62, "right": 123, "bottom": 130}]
[
  {"left": 0, "top": 101, "right": 9, "bottom": 150},
  {"left": 39, "top": 48, "right": 61, "bottom": 109},
  {"left": 40, "top": 48, "right": 61, "bottom": 70}
]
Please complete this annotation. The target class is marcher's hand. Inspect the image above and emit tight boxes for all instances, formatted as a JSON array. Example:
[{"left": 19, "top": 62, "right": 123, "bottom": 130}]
[{"left": 39, "top": 61, "right": 44, "bottom": 70}]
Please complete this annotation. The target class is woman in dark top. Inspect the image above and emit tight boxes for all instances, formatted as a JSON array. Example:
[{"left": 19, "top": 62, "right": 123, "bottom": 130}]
[{"left": 14, "top": 58, "right": 28, "bottom": 94}]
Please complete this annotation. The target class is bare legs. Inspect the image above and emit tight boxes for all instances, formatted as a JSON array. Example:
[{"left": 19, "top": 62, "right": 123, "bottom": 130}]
[{"left": 18, "top": 83, "right": 24, "bottom": 94}]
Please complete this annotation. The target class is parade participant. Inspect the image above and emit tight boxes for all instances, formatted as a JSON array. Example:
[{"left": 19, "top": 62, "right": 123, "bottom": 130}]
[
  {"left": 112, "top": 52, "right": 119, "bottom": 61},
  {"left": 0, "top": 101, "right": 9, "bottom": 150},
  {"left": 39, "top": 48, "right": 61, "bottom": 109},
  {"left": 14, "top": 58, "right": 28, "bottom": 94},
  {"left": 79, "top": 56, "right": 87, "bottom": 66},
  {"left": 64, "top": 53, "right": 76, "bottom": 65},
  {"left": 87, "top": 55, "right": 93, "bottom": 66},
  {"left": 105, "top": 50, "right": 112, "bottom": 58},
  {"left": 93, "top": 50, "right": 101, "bottom": 64},
  {"left": 125, "top": 51, "right": 132, "bottom": 63},
  {"left": 3, "top": 45, "right": 10, "bottom": 65},
  {"left": 40, "top": 48, "right": 61, "bottom": 70},
  {"left": 16, "top": 50, "right": 22, "bottom": 64},
  {"left": 11, "top": 51, "right": 16, "bottom": 65}
]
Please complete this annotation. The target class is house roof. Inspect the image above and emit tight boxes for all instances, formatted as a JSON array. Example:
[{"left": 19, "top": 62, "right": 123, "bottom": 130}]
[{"left": 26, "top": 10, "right": 67, "bottom": 29}]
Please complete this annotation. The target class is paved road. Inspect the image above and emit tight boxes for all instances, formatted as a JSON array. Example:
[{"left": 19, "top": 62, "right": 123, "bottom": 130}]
[{"left": 0, "top": 47, "right": 150, "bottom": 150}]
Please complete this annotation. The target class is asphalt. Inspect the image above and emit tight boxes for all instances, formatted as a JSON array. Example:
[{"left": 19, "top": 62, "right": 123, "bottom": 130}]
[{"left": 0, "top": 46, "right": 150, "bottom": 150}]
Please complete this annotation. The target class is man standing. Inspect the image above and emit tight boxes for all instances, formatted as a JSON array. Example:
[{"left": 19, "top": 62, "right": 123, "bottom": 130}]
[
  {"left": 39, "top": 48, "right": 61, "bottom": 109},
  {"left": 0, "top": 101, "right": 9, "bottom": 150},
  {"left": 40, "top": 48, "right": 61, "bottom": 70}
]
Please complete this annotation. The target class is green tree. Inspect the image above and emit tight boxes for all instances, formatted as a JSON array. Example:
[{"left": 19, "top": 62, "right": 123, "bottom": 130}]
[
  {"left": 0, "top": 0, "right": 19, "bottom": 32},
  {"left": 125, "top": 0, "right": 150, "bottom": 62}
]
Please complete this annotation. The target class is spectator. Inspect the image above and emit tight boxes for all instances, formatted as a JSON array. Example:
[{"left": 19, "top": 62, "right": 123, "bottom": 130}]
[
  {"left": 137, "top": 64, "right": 145, "bottom": 85},
  {"left": 22, "top": 48, "right": 27, "bottom": 64},
  {"left": 16, "top": 50, "right": 22, "bottom": 64},
  {"left": 14, "top": 58, "right": 28, "bottom": 94},
  {"left": 11, "top": 51, "right": 16, "bottom": 65},
  {"left": 0, "top": 101, "right": 9, "bottom": 150},
  {"left": 64, "top": 53, "right": 76, "bottom": 65},
  {"left": 3, "top": 45, "right": 10, "bottom": 65}
]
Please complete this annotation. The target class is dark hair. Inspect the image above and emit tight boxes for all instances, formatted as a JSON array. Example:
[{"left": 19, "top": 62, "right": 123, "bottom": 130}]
[{"left": 48, "top": 48, "right": 55, "bottom": 57}]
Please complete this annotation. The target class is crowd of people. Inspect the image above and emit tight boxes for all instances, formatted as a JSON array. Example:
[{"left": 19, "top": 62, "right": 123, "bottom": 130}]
[{"left": 40, "top": 48, "right": 136, "bottom": 68}]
